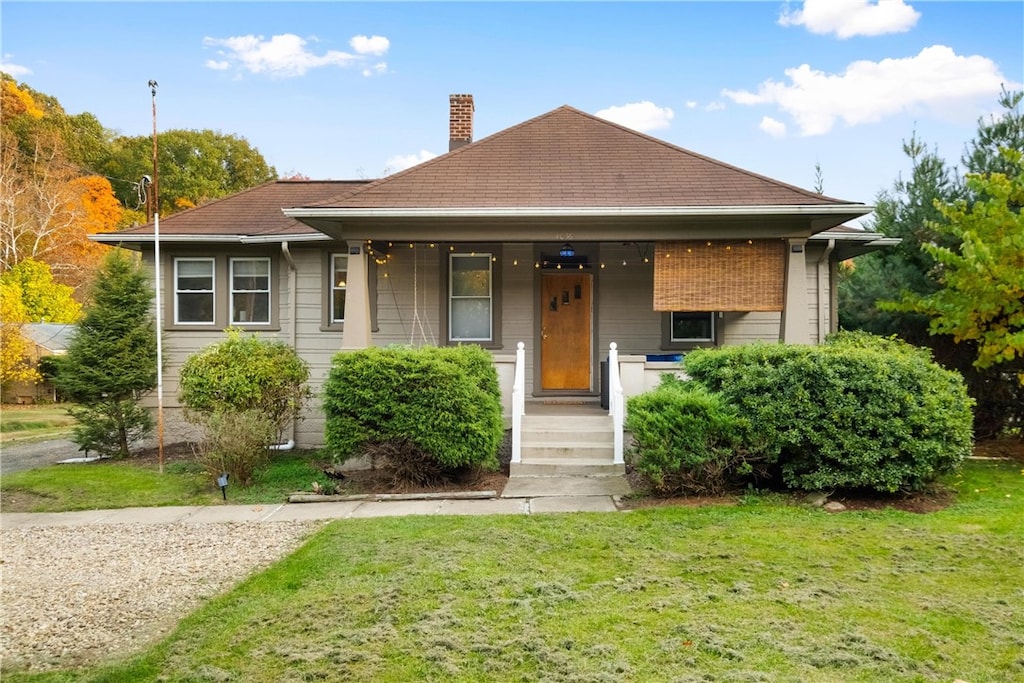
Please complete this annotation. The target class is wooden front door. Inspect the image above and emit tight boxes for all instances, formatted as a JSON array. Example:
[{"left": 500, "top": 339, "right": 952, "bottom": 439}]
[{"left": 540, "top": 273, "right": 592, "bottom": 390}]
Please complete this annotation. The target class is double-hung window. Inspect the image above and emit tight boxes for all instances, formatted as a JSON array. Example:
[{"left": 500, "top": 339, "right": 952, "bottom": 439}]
[
  {"left": 174, "top": 258, "right": 215, "bottom": 324},
  {"left": 449, "top": 253, "right": 492, "bottom": 342},
  {"left": 330, "top": 254, "right": 347, "bottom": 323},
  {"left": 230, "top": 257, "right": 270, "bottom": 324}
]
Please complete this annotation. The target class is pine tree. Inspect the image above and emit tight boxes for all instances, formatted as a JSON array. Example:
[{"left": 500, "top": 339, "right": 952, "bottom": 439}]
[{"left": 57, "top": 249, "right": 157, "bottom": 457}]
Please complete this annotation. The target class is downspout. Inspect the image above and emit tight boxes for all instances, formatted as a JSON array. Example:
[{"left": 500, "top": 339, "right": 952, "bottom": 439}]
[
  {"left": 276, "top": 241, "right": 298, "bottom": 451},
  {"left": 816, "top": 239, "right": 835, "bottom": 344}
]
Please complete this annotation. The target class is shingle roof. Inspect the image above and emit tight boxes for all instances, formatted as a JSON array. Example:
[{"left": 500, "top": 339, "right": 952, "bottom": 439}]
[
  {"left": 309, "top": 106, "right": 859, "bottom": 210},
  {"left": 117, "top": 181, "right": 369, "bottom": 237},
  {"left": 23, "top": 324, "right": 76, "bottom": 352}
]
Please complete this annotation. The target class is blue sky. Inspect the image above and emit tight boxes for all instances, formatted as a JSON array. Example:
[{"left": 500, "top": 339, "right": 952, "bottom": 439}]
[{"left": 3, "top": 1, "right": 1022, "bottom": 224}]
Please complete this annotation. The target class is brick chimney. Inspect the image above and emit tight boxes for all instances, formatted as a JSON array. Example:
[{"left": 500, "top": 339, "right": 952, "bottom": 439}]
[{"left": 449, "top": 94, "right": 474, "bottom": 151}]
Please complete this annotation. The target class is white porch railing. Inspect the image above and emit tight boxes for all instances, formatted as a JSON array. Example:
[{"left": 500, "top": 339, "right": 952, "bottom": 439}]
[
  {"left": 511, "top": 341, "right": 525, "bottom": 464},
  {"left": 608, "top": 342, "right": 625, "bottom": 465}
]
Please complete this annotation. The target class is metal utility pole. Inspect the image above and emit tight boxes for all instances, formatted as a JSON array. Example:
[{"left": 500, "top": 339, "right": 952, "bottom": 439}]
[
  {"left": 149, "top": 80, "right": 159, "bottom": 222},
  {"left": 149, "top": 79, "right": 164, "bottom": 474}
]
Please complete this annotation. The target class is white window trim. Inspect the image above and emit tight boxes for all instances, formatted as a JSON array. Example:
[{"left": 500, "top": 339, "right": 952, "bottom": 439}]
[
  {"left": 230, "top": 257, "right": 271, "bottom": 325},
  {"left": 174, "top": 257, "right": 216, "bottom": 325},
  {"left": 670, "top": 311, "right": 716, "bottom": 343},
  {"left": 330, "top": 253, "right": 348, "bottom": 324},
  {"left": 449, "top": 252, "right": 493, "bottom": 342}
]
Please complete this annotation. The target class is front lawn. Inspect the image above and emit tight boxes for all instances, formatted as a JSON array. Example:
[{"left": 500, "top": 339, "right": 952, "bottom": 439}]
[
  {"left": 0, "top": 404, "right": 77, "bottom": 444},
  {"left": 0, "top": 450, "right": 334, "bottom": 512},
  {"left": 6, "top": 458, "right": 1022, "bottom": 682}
]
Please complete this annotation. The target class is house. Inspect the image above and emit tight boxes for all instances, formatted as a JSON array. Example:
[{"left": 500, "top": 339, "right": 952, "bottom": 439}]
[
  {"left": 93, "top": 95, "right": 893, "bottom": 457},
  {"left": 4, "top": 323, "right": 75, "bottom": 404}
]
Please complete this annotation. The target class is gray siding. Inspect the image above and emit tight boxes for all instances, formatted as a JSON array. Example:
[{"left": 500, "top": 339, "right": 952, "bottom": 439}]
[{"left": 145, "top": 239, "right": 835, "bottom": 449}]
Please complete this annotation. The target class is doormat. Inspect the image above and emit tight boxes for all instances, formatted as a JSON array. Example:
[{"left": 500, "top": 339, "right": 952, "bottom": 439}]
[{"left": 540, "top": 400, "right": 593, "bottom": 405}]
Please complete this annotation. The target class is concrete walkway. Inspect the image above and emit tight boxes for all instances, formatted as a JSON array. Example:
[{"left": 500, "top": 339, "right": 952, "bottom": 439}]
[{"left": 0, "top": 495, "right": 623, "bottom": 528}]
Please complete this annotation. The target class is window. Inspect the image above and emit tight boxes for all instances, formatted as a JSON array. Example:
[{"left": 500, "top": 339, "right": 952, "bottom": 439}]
[
  {"left": 174, "top": 258, "right": 215, "bottom": 324},
  {"left": 330, "top": 254, "right": 347, "bottom": 323},
  {"left": 449, "top": 253, "right": 492, "bottom": 341},
  {"left": 230, "top": 258, "right": 270, "bottom": 324},
  {"left": 670, "top": 312, "right": 715, "bottom": 343}
]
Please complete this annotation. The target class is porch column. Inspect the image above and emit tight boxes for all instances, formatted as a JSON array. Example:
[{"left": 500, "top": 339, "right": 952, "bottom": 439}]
[
  {"left": 342, "top": 240, "right": 373, "bottom": 349},
  {"left": 780, "top": 238, "right": 811, "bottom": 344}
]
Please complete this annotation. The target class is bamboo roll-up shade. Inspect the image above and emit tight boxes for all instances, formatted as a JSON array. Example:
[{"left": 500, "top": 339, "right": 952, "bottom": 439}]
[{"left": 653, "top": 239, "right": 785, "bottom": 312}]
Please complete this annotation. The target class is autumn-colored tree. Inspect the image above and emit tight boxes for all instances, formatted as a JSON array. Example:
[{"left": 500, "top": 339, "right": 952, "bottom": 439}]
[
  {"left": 0, "top": 279, "right": 40, "bottom": 394},
  {"left": 0, "top": 258, "right": 81, "bottom": 323},
  {"left": 53, "top": 175, "right": 124, "bottom": 291},
  {"left": 884, "top": 150, "right": 1024, "bottom": 383}
]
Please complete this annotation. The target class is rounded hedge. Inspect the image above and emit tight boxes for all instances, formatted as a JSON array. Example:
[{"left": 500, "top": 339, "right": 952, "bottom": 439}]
[
  {"left": 626, "top": 377, "right": 757, "bottom": 496},
  {"left": 322, "top": 345, "right": 503, "bottom": 472},
  {"left": 178, "top": 329, "right": 311, "bottom": 434},
  {"left": 681, "top": 332, "right": 974, "bottom": 493}
]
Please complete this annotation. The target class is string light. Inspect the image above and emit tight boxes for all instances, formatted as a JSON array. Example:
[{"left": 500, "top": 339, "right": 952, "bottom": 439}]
[{"left": 513, "top": 259, "right": 518, "bottom": 266}]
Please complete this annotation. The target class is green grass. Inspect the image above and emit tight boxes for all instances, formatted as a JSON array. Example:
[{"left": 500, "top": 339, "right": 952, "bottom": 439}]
[
  {"left": 0, "top": 403, "right": 77, "bottom": 443},
  {"left": 0, "top": 451, "right": 332, "bottom": 512},
  {"left": 5, "top": 459, "right": 1022, "bottom": 682}
]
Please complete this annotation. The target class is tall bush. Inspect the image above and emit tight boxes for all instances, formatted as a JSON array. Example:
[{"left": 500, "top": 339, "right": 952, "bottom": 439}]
[
  {"left": 683, "top": 332, "right": 974, "bottom": 493},
  {"left": 322, "top": 345, "right": 503, "bottom": 478},
  {"left": 179, "top": 330, "right": 310, "bottom": 484},
  {"left": 179, "top": 329, "right": 310, "bottom": 438}
]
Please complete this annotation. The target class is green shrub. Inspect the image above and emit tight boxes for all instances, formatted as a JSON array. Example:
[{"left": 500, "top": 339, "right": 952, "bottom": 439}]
[
  {"left": 683, "top": 332, "right": 974, "bottom": 493},
  {"left": 322, "top": 345, "right": 503, "bottom": 477},
  {"left": 179, "top": 330, "right": 310, "bottom": 485},
  {"left": 194, "top": 409, "right": 277, "bottom": 486},
  {"left": 626, "top": 377, "right": 757, "bottom": 496},
  {"left": 179, "top": 329, "right": 311, "bottom": 439}
]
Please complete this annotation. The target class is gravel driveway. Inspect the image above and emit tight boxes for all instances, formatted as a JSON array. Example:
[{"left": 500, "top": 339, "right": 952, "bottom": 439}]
[
  {"left": 1, "top": 521, "right": 321, "bottom": 673},
  {"left": 0, "top": 438, "right": 81, "bottom": 475}
]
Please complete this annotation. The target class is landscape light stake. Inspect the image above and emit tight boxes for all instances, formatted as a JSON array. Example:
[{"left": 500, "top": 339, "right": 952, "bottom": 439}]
[{"left": 218, "top": 473, "right": 229, "bottom": 501}]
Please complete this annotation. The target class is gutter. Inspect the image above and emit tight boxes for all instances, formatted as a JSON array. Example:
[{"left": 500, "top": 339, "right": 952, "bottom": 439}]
[
  {"left": 88, "top": 233, "right": 331, "bottom": 245},
  {"left": 280, "top": 241, "right": 299, "bottom": 448},
  {"left": 283, "top": 204, "right": 873, "bottom": 220}
]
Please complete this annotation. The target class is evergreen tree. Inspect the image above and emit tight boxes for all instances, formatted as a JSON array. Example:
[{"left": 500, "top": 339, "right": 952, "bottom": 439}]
[
  {"left": 57, "top": 249, "right": 157, "bottom": 457},
  {"left": 837, "top": 134, "right": 961, "bottom": 344}
]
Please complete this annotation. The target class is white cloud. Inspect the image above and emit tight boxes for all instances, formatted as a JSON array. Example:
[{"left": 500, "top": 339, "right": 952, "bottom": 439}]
[
  {"left": 594, "top": 101, "right": 674, "bottom": 133},
  {"left": 350, "top": 35, "right": 389, "bottom": 56},
  {"left": 759, "top": 116, "right": 788, "bottom": 138},
  {"left": 203, "top": 33, "right": 390, "bottom": 78},
  {"left": 685, "top": 101, "right": 698, "bottom": 109},
  {"left": 362, "top": 62, "right": 388, "bottom": 78},
  {"left": 705, "top": 102, "right": 726, "bottom": 112},
  {"left": 779, "top": 0, "right": 920, "bottom": 39},
  {"left": 386, "top": 149, "right": 438, "bottom": 172},
  {"left": 722, "top": 45, "right": 1017, "bottom": 136},
  {"left": 0, "top": 55, "right": 31, "bottom": 77}
]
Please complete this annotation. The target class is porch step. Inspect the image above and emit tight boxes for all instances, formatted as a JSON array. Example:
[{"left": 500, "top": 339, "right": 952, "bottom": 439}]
[
  {"left": 502, "top": 474, "right": 632, "bottom": 498},
  {"left": 514, "top": 412, "right": 623, "bottom": 480},
  {"left": 510, "top": 460, "right": 625, "bottom": 477}
]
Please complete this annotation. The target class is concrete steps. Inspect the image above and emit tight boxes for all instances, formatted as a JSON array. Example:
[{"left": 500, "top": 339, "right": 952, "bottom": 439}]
[{"left": 506, "top": 413, "right": 629, "bottom": 496}]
